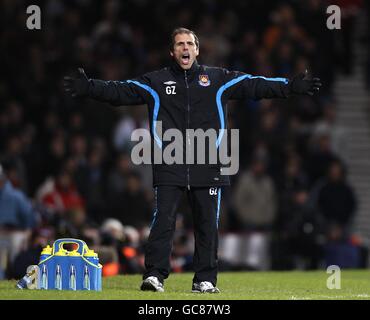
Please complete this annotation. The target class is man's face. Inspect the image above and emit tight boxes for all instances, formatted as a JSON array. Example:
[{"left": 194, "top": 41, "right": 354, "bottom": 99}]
[{"left": 170, "top": 33, "right": 199, "bottom": 70}]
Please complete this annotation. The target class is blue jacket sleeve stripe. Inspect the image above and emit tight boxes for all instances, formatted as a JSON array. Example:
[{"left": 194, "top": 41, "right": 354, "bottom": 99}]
[
  {"left": 245, "top": 74, "right": 289, "bottom": 84},
  {"left": 216, "top": 74, "right": 288, "bottom": 147},
  {"left": 216, "top": 75, "right": 249, "bottom": 148},
  {"left": 126, "top": 80, "right": 162, "bottom": 149}
]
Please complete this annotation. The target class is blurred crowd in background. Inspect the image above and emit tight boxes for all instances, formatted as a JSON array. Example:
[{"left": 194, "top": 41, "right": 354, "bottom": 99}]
[{"left": 0, "top": 0, "right": 369, "bottom": 279}]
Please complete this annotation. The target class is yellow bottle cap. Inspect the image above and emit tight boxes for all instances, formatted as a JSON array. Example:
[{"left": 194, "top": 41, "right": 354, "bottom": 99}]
[
  {"left": 68, "top": 250, "right": 81, "bottom": 256},
  {"left": 84, "top": 249, "right": 98, "bottom": 257},
  {"left": 55, "top": 249, "right": 67, "bottom": 256},
  {"left": 41, "top": 245, "right": 52, "bottom": 255}
]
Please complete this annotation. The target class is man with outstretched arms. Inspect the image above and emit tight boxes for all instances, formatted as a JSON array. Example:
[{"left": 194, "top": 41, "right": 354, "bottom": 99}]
[{"left": 64, "top": 27, "right": 321, "bottom": 293}]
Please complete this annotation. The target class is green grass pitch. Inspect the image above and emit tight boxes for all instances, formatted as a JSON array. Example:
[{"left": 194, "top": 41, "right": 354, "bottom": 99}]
[{"left": 1, "top": 270, "right": 370, "bottom": 300}]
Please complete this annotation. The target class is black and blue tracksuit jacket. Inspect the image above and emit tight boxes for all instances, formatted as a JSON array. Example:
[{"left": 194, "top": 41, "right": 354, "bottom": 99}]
[{"left": 86, "top": 61, "right": 290, "bottom": 188}]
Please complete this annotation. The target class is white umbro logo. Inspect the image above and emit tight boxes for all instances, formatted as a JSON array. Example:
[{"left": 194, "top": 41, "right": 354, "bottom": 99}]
[{"left": 164, "top": 81, "right": 176, "bottom": 95}]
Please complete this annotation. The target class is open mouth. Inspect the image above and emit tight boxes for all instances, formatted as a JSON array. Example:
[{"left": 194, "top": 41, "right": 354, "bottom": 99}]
[{"left": 181, "top": 53, "right": 190, "bottom": 65}]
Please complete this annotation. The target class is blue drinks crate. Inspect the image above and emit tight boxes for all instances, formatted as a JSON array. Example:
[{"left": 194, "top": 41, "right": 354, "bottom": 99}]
[{"left": 38, "top": 238, "right": 102, "bottom": 291}]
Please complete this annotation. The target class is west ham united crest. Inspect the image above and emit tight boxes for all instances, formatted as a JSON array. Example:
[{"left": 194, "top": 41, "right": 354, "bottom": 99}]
[{"left": 198, "top": 74, "right": 211, "bottom": 87}]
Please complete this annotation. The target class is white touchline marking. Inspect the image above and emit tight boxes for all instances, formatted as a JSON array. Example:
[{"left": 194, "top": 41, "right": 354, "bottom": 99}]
[
  {"left": 290, "top": 294, "right": 370, "bottom": 300},
  {"left": 290, "top": 296, "right": 311, "bottom": 300}
]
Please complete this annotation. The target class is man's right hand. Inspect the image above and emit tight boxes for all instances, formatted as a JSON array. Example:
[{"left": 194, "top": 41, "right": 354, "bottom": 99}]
[{"left": 63, "top": 68, "right": 90, "bottom": 98}]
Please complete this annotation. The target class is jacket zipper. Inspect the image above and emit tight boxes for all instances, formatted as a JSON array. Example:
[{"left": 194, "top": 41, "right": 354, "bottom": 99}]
[{"left": 184, "top": 70, "right": 190, "bottom": 190}]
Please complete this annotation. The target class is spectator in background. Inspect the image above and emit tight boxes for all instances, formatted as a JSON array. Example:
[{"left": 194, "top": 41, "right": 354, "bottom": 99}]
[
  {"left": 56, "top": 206, "right": 88, "bottom": 240},
  {"left": 274, "top": 186, "right": 322, "bottom": 270},
  {"left": 0, "top": 163, "right": 37, "bottom": 271},
  {"left": 40, "top": 168, "right": 85, "bottom": 217},
  {"left": 312, "top": 102, "right": 347, "bottom": 156},
  {"left": 233, "top": 154, "right": 278, "bottom": 270},
  {"left": 0, "top": 164, "right": 36, "bottom": 230},
  {"left": 100, "top": 219, "right": 144, "bottom": 274},
  {"left": 113, "top": 107, "right": 149, "bottom": 153},
  {"left": 317, "top": 160, "right": 356, "bottom": 237},
  {"left": 316, "top": 159, "right": 360, "bottom": 269},
  {"left": 7, "top": 228, "right": 54, "bottom": 279},
  {"left": 234, "top": 155, "right": 277, "bottom": 230},
  {"left": 1, "top": 135, "right": 28, "bottom": 193},
  {"left": 306, "top": 133, "right": 339, "bottom": 186},
  {"left": 276, "top": 154, "right": 308, "bottom": 200}
]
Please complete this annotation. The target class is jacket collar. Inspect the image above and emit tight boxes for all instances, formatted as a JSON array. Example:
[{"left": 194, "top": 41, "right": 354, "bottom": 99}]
[{"left": 170, "top": 59, "right": 200, "bottom": 76}]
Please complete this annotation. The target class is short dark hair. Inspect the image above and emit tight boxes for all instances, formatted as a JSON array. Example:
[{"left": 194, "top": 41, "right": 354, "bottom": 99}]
[{"left": 170, "top": 27, "right": 199, "bottom": 52}]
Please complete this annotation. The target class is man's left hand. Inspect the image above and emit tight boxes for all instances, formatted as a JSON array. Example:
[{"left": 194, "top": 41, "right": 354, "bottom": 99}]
[{"left": 289, "top": 71, "right": 322, "bottom": 96}]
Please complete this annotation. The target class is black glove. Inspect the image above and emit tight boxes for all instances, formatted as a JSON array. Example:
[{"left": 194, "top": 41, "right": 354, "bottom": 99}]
[
  {"left": 63, "top": 68, "right": 90, "bottom": 98},
  {"left": 289, "top": 71, "right": 322, "bottom": 96}
]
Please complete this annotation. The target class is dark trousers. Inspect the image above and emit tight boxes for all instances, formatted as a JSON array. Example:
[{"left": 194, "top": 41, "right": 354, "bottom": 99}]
[{"left": 143, "top": 185, "right": 222, "bottom": 285}]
